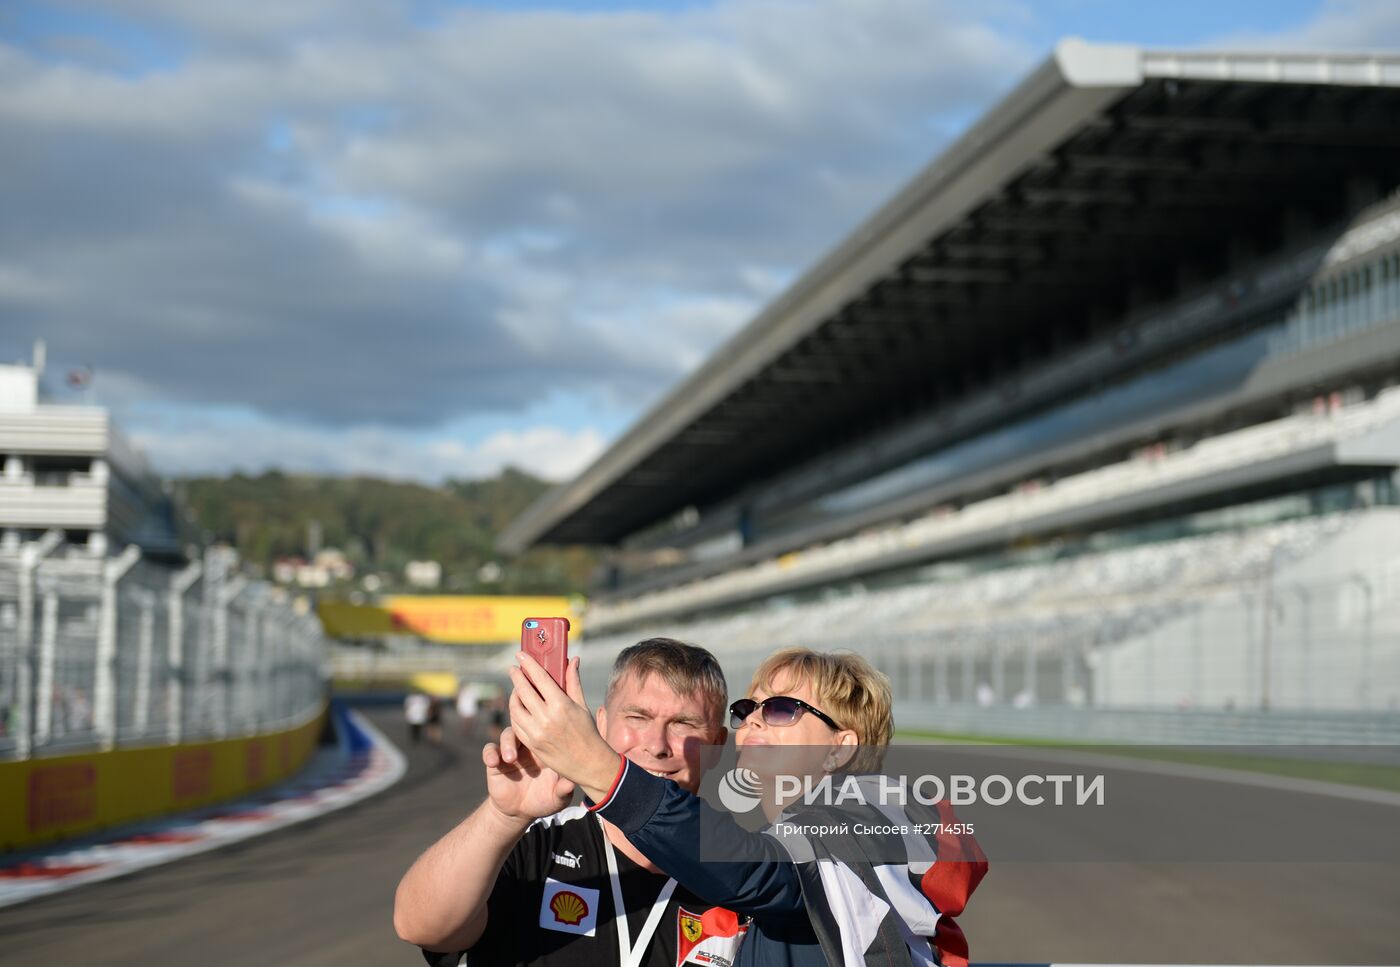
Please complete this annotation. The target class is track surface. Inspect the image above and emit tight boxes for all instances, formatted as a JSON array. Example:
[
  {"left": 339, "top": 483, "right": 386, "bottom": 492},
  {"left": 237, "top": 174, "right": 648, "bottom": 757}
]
[
  {"left": 0, "top": 707, "right": 472, "bottom": 967},
  {"left": 1, "top": 706, "right": 1397, "bottom": 965}
]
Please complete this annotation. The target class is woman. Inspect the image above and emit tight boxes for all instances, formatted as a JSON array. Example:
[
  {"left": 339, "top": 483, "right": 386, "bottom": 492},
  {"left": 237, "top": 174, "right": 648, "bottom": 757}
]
[{"left": 510, "top": 647, "right": 985, "bottom": 966}]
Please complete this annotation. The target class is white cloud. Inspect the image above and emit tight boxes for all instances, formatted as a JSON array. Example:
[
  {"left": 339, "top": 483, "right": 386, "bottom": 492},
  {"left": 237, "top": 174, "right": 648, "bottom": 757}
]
[
  {"left": 129, "top": 411, "right": 606, "bottom": 483},
  {"left": 1, "top": 0, "right": 1034, "bottom": 479},
  {"left": 456, "top": 426, "right": 608, "bottom": 481}
]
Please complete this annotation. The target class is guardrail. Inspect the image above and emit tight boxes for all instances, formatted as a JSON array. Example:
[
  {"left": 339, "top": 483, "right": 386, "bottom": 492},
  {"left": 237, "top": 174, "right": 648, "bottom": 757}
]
[{"left": 328, "top": 642, "right": 508, "bottom": 683}]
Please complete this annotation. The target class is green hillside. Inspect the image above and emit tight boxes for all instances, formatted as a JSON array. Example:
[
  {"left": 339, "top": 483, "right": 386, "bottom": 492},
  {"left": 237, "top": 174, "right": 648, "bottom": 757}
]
[{"left": 174, "top": 469, "right": 597, "bottom": 595}]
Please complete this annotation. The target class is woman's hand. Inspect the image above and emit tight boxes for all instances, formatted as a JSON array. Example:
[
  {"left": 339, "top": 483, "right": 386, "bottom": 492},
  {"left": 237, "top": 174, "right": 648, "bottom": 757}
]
[{"left": 509, "top": 654, "right": 623, "bottom": 803}]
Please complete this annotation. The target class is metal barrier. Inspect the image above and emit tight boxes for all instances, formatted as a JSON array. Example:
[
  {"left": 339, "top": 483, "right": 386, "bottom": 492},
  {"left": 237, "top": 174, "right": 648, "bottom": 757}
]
[
  {"left": 328, "top": 640, "right": 507, "bottom": 684},
  {"left": 890, "top": 702, "right": 1400, "bottom": 745},
  {"left": 0, "top": 539, "right": 326, "bottom": 760},
  {"left": 573, "top": 507, "right": 1400, "bottom": 743}
]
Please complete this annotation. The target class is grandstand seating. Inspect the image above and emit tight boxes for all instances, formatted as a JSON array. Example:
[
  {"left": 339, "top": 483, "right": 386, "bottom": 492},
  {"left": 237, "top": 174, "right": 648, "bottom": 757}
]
[
  {"left": 587, "top": 388, "right": 1400, "bottom": 631},
  {"left": 578, "top": 510, "right": 1400, "bottom": 715}
]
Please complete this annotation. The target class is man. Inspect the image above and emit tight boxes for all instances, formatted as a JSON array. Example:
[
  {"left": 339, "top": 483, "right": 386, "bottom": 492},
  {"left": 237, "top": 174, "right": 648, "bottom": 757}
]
[
  {"left": 404, "top": 691, "right": 431, "bottom": 744},
  {"left": 394, "top": 639, "right": 745, "bottom": 967},
  {"left": 455, "top": 681, "right": 482, "bottom": 737}
]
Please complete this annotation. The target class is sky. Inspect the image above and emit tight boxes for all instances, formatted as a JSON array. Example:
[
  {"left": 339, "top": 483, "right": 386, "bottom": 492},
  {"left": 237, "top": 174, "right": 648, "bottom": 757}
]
[{"left": 3, "top": 0, "right": 1400, "bottom": 483}]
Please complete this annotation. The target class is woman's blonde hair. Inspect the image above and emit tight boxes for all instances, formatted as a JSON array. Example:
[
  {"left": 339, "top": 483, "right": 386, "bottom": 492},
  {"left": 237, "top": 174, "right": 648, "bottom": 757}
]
[{"left": 749, "top": 648, "right": 893, "bottom": 773}]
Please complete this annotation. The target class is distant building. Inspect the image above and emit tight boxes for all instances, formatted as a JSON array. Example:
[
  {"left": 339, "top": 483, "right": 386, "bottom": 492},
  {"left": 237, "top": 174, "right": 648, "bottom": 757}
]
[
  {"left": 273, "top": 548, "right": 354, "bottom": 588},
  {"left": 272, "top": 557, "right": 303, "bottom": 585},
  {"left": 404, "top": 559, "right": 442, "bottom": 589},
  {"left": 0, "top": 342, "right": 180, "bottom": 561}
]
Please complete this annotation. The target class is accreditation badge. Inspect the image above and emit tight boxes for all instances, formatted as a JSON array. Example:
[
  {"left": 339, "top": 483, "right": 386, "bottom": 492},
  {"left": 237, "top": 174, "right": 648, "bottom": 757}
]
[{"left": 675, "top": 905, "right": 748, "bottom": 966}]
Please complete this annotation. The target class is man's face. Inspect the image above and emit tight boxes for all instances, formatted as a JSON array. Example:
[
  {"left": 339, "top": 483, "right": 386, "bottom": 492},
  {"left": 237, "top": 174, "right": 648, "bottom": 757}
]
[{"left": 596, "top": 671, "right": 725, "bottom": 794}]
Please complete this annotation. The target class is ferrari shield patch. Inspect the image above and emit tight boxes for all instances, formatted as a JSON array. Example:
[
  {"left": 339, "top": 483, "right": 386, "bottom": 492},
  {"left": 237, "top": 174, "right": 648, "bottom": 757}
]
[{"left": 675, "top": 905, "right": 748, "bottom": 967}]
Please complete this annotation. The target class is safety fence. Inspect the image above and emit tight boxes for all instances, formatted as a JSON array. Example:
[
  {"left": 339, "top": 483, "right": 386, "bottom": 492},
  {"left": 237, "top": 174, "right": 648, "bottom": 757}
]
[
  {"left": 0, "top": 538, "right": 326, "bottom": 761},
  {"left": 577, "top": 508, "right": 1400, "bottom": 743}
]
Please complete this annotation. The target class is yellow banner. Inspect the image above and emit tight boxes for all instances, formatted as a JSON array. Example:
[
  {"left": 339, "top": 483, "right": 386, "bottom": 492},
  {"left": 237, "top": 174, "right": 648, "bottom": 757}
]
[{"left": 317, "top": 595, "right": 580, "bottom": 644}]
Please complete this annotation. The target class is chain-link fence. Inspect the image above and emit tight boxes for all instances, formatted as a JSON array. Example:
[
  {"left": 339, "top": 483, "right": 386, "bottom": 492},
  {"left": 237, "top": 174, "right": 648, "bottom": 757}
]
[
  {"left": 0, "top": 539, "right": 326, "bottom": 760},
  {"left": 576, "top": 510, "right": 1400, "bottom": 743}
]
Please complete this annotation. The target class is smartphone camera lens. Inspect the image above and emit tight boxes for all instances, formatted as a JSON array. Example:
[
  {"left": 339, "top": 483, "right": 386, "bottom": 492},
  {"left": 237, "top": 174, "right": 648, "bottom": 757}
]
[{"left": 524, "top": 620, "right": 538, "bottom": 629}]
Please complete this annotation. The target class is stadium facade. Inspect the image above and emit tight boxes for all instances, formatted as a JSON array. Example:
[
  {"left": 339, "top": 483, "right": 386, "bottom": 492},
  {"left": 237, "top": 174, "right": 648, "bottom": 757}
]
[{"left": 501, "top": 42, "right": 1400, "bottom": 733}]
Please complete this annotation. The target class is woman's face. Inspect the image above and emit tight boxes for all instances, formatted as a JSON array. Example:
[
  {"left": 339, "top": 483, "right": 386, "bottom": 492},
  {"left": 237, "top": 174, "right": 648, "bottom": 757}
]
[
  {"left": 734, "top": 671, "right": 854, "bottom": 782},
  {"left": 735, "top": 674, "right": 841, "bottom": 748}
]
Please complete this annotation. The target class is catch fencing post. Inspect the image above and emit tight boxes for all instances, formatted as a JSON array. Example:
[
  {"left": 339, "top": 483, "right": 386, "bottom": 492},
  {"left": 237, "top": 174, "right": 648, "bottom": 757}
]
[
  {"left": 246, "top": 588, "right": 268, "bottom": 731},
  {"left": 166, "top": 561, "right": 202, "bottom": 743},
  {"left": 1344, "top": 572, "right": 1374, "bottom": 709},
  {"left": 94, "top": 545, "right": 141, "bottom": 751},
  {"left": 961, "top": 632, "right": 976, "bottom": 702},
  {"left": 908, "top": 634, "right": 924, "bottom": 701},
  {"left": 935, "top": 635, "right": 949, "bottom": 703},
  {"left": 214, "top": 575, "right": 247, "bottom": 738},
  {"left": 1024, "top": 630, "right": 1038, "bottom": 704},
  {"left": 991, "top": 635, "right": 1005, "bottom": 703},
  {"left": 35, "top": 582, "right": 59, "bottom": 745},
  {"left": 1191, "top": 606, "right": 1205, "bottom": 706},
  {"left": 1061, "top": 635, "right": 1075, "bottom": 705},
  {"left": 15, "top": 529, "right": 63, "bottom": 759},
  {"left": 132, "top": 588, "right": 156, "bottom": 737}
]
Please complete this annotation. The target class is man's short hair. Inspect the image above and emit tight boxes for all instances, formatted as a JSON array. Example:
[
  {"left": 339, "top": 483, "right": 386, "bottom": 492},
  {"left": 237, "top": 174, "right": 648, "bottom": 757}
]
[
  {"left": 749, "top": 648, "right": 893, "bottom": 773},
  {"left": 605, "top": 638, "right": 728, "bottom": 734}
]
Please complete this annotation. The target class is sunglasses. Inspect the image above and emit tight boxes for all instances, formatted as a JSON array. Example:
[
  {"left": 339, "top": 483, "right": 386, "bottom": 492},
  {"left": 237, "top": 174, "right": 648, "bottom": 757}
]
[{"left": 729, "top": 696, "right": 841, "bottom": 732}]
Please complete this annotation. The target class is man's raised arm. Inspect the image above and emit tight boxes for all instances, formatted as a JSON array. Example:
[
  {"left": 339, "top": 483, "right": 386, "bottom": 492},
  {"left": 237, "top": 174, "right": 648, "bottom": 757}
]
[{"left": 393, "top": 728, "right": 572, "bottom": 953}]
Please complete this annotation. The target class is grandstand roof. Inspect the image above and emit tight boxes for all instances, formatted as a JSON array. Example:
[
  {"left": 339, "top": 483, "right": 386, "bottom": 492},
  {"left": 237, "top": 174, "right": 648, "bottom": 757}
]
[{"left": 500, "top": 40, "right": 1400, "bottom": 553}]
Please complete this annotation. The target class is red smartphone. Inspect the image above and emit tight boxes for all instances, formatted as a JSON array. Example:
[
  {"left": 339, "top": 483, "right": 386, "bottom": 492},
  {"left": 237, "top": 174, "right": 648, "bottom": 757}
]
[{"left": 521, "top": 617, "right": 570, "bottom": 689}]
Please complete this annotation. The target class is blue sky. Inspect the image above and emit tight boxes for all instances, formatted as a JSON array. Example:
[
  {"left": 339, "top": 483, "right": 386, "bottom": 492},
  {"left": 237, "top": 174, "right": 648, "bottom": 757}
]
[{"left": 2, "top": 0, "right": 1395, "bottom": 482}]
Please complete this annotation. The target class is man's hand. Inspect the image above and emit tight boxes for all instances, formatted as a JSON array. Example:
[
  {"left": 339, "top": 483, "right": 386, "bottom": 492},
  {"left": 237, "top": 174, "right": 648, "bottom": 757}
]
[
  {"left": 509, "top": 654, "right": 623, "bottom": 803},
  {"left": 395, "top": 729, "right": 565, "bottom": 952},
  {"left": 483, "top": 725, "right": 574, "bottom": 824}
]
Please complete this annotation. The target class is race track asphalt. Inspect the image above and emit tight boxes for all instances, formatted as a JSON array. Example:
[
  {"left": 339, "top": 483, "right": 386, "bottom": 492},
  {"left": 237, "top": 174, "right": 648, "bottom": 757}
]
[
  {"left": 0, "top": 706, "right": 478, "bottom": 967},
  {"left": 1, "top": 706, "right": 1397, "bottom": 965}
]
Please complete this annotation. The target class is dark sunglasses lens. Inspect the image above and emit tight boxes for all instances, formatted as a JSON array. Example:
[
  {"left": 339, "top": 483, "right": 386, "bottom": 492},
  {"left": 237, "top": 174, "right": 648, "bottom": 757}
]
[
  {"left": 729, "top": 699, "right": 759, "bottom": 729},
  {"left": 761, "top": 696, "right": 801, "bottom": 726}
]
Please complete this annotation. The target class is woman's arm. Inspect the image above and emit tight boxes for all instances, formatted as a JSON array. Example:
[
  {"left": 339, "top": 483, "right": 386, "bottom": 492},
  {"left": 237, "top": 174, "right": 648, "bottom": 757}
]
[
  {"left": 590, "top": 758, "right": 807, "bottom": 918},
  {"left": 508, "top": 654, "right": 807, "bottom": 919}
]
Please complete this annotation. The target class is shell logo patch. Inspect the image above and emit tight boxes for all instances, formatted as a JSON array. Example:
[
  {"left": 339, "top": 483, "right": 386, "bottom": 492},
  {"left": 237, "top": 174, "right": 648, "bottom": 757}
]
[
  {"left": 540, "top": 878, "right": 599, "bottom": 937},
  {"left": 550, "top": 891, "right": 588, "bottom": 925},
  {"left": 676, "top": 905, "right": 749, "bottom": 966}
]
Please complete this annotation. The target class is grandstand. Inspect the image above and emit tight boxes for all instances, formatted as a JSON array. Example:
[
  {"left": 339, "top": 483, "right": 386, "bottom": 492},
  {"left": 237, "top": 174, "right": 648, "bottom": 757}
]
[{"left": 501, "top": 42, "right": 1400, "bottom": 739}]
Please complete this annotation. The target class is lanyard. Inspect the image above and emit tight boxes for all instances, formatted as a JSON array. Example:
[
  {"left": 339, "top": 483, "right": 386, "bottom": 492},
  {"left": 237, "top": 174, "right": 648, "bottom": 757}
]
[{"left": 601, "top": 820, "right": 677, "bottom": 967}]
